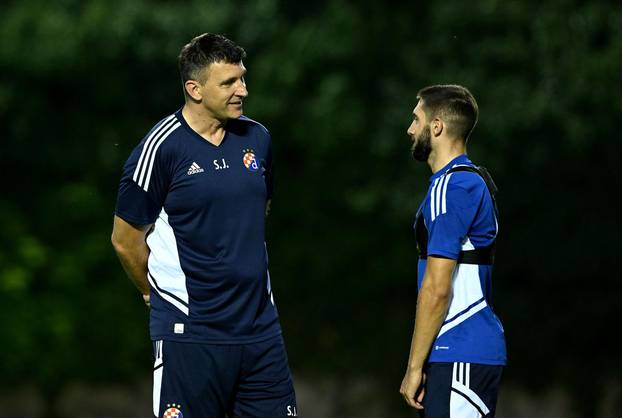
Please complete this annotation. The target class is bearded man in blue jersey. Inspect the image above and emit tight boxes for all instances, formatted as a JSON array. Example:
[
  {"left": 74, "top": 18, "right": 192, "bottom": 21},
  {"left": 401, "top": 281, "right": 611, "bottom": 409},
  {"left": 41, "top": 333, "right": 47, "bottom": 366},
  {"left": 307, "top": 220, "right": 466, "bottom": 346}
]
[
  {"left": 111, "top": 33, "right": 297, "bottom": 418},
  {"left": 400, "top": 85, "right": 506, "bottom": 417}
]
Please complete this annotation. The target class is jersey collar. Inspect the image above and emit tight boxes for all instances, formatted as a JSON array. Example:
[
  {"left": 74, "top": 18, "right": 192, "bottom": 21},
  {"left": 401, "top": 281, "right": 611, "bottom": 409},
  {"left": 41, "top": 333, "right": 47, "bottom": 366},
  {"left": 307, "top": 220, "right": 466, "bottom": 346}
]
[{"left": 429, "top": 154, "right": 472, "bottom": 182}]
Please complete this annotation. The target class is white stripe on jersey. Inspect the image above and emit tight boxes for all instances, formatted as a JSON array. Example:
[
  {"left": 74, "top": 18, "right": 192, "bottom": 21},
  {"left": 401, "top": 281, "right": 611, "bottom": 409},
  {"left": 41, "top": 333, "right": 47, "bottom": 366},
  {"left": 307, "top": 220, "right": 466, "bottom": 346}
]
[
  {"left": 430, "top": 172, "right": 454, "bottom": 221},
  {"left": 451, "top": 164, "right": 471, "bottom": 169},
  {"left": 441, "top": 173, "right": 452, "bottom": 215},
  {"left": 439, "top": 299, "right": 487, "bottom": 337},
  {"left": 435, "top": 176, "right": 442, "bottom": 219},
  {"left": 146, "top": 209, "right": 190, "bottom": 315},
  {"left": 462, "top": 237, "right": 476, "bottom": 251},
  {"left": 142, "top": 121, "right": 181, "bottom": 191},
  {"left": 148, "top": 274, "right": 189, "bottom": 315},
  {"left": 430, "top": 177, "right": 440, "bottom": 221},
  {"left": 438, "top": 260, "right": 486, "bottom": 337},
  {"left": 133, "top": 114, "right": 175, "bottom": 184}
]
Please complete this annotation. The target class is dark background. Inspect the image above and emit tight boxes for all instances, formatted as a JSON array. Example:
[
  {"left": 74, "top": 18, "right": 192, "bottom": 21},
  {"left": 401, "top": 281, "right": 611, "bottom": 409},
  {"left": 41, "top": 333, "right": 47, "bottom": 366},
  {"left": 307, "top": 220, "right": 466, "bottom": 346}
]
[{"left": 1, "top": 1, "right": 620, "bottom": 417}]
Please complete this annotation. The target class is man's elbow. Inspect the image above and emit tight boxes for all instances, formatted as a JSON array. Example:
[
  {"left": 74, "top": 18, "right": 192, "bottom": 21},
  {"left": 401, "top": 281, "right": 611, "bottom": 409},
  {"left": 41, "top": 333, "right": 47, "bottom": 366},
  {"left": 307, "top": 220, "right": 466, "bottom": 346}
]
[
  {"left": 422, "top": 257, "right": 456, "bottom": 301},
  {"left": 111, "top": 216, "right": 148, "bottom": 255},
  {"left": 421, "top": 280, "right": 452, "bottom": 302},
  {"left": 111, "top": 232, "right": 124, "bottom": 253},
  {"left": 111, "top": 230, "right": 134, "bottom": 256},
  {"left": 429, "top": 288, "right": 452, "bottom": 302}
]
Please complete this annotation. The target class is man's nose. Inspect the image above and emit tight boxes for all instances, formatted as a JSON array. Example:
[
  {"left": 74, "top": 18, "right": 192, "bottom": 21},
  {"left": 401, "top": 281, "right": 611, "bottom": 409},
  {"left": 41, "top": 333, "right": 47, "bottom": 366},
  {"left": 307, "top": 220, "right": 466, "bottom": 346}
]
[{"left": 236, "top": 82, "right": 248, "bottom": 97}]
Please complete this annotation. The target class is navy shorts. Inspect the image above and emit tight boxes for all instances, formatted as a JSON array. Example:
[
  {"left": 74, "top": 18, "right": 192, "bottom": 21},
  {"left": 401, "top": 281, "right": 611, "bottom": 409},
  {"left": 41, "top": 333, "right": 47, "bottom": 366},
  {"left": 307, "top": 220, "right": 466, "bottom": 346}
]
[
  {"left": 420, "top": 362, "right": 503, "bottom": 418},
  {"left": 152, "top": 334, "right": 298, "bottom": 418}
]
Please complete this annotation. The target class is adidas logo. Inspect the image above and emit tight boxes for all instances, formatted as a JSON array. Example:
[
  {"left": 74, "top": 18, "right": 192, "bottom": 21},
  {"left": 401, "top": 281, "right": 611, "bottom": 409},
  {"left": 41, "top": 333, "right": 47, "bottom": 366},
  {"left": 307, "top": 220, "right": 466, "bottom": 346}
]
[{"left": 187, "top": 162, "right": 204, "bottom": 175}]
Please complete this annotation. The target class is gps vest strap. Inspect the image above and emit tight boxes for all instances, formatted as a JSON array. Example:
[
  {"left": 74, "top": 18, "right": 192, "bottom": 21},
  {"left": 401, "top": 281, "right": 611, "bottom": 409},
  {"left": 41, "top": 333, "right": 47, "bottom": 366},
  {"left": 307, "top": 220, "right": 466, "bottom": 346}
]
[{"left": 415, "top": 165, "right": 498, "bottom": 265}]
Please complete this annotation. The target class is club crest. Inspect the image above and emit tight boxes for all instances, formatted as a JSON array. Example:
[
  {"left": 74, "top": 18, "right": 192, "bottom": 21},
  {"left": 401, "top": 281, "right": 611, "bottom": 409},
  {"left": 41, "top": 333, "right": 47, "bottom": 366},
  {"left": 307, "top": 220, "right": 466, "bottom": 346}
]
[
  {"left": 242, "top": 148, "right": 259, "bottom": 172},
  {"left": 163, "top": 404, "right": 183, "bottom": 418}
]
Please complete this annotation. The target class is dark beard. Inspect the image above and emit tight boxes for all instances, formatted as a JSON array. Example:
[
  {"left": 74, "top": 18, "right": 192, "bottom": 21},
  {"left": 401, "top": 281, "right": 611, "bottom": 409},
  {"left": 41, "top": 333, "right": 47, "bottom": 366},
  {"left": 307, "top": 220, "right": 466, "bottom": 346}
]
[{"left": 411, "top": 127, "right": 431, "bottom": 162}]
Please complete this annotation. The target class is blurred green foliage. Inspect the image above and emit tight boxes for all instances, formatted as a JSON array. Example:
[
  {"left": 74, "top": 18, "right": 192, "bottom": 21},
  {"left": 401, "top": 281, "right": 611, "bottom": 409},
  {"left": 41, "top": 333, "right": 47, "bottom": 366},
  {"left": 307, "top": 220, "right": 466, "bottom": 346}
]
[{"left": 1, "top": 0, "right": 621, "bottom": 416}]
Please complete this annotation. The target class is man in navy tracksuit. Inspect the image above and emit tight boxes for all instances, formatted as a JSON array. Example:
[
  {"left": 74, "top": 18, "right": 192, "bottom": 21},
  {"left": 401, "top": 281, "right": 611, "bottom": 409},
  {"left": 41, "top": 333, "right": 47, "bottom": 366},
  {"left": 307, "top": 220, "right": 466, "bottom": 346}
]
[{"left": 112, "top": 33, "right": 297, "bottom": 418}]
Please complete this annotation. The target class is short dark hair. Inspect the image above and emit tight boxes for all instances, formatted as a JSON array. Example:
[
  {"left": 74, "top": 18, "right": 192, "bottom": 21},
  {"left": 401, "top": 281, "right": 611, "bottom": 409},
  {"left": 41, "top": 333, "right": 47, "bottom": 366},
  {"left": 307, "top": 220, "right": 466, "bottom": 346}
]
[
  {"left": 417, "top": 85, "right": 479, "bottom": 141},
  {"left": 178, "top": 33, "right": 246, "bottom": 87}
]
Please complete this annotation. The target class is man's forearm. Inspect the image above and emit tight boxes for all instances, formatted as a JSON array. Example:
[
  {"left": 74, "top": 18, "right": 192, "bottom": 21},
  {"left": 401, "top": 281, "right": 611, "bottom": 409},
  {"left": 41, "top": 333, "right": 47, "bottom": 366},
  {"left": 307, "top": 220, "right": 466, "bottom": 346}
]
[
  {"left": 407, "top": 286, "right": 452, "bottom": 370},
  {"left": 406, "top": 256, "right": 456, "bottom": 371},
  {"left": 113, "top": 243, "right": 150, "bottom": 295},
  {"left": 111, "top": 216, "right": 152, "bottom": 296}
]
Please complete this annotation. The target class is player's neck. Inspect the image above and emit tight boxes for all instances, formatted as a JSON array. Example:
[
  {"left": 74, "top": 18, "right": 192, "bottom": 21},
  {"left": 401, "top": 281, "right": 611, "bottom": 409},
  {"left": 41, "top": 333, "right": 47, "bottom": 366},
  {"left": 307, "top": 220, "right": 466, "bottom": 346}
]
[
  {"left": 428, "top": 139, "right": 466, "bottom": 174},
  {"left": 182, "top": 104, "right": 227, "bottom": 146}
]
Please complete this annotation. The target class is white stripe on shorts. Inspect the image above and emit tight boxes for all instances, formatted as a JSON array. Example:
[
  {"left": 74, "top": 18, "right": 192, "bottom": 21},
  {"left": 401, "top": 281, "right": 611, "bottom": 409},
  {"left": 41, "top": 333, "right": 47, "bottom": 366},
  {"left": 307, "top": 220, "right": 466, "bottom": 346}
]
[
  {"left": 153, "top": 340, "right": 164, "bottom": 417},
  {"left": 450, "top": 362, "right": 490, "bottom": 417}
]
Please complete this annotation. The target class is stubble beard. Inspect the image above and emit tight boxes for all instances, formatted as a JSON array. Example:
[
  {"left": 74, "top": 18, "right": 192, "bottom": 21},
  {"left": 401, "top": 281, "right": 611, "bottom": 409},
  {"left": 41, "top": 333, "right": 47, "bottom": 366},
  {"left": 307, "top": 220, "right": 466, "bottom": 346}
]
[{"left": 411, "top": 127, "right": 432, "bottom": 162}]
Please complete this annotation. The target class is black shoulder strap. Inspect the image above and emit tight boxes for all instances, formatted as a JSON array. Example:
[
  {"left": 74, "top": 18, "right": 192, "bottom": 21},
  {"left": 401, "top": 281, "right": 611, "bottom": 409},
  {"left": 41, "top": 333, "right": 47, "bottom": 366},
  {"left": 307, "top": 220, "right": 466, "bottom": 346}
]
[
  {"left": 416, "top": 164, "right": 499, "bottom": 265},
  {"left": 446, "top": 165, "right": 499, "bottom": 218}
]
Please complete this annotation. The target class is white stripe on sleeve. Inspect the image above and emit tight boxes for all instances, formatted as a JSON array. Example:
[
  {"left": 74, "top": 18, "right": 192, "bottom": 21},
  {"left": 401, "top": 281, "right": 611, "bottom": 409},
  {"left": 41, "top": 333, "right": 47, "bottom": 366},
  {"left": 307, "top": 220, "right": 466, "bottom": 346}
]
[
  {"left": 441, "top": 173, "right": 452, "bottom": 215},
  {"left": 141, "top": 121, "right": 181, "bottom": 192},
  {"left": 435, "top": 175, "right": 445, "bottom": 219},
  {"left": 136, "top": 119, "right": 178, "bottom": 189},
  {"left": 133, "top": 115, "right": 175, "bottom": 183},
  {"left": 430, "top": 178, "right": 440, "bottom": 221}
]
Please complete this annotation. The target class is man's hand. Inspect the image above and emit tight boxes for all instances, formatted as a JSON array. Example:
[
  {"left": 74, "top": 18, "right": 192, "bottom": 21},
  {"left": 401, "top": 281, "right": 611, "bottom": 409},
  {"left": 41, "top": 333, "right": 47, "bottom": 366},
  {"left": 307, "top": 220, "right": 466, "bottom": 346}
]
[
  {"left": 400, "top": 368, "right": 426, "bottom": 409},
  {"left": 142, "top": 294, "right": 150, "bottom": 308}
]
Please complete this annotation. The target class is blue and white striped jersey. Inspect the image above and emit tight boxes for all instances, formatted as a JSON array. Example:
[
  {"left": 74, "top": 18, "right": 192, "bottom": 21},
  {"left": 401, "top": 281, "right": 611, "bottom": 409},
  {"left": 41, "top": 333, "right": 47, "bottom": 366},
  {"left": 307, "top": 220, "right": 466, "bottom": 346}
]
[
  {"left": 115, "top": 109, "right": 280, "bottom": 344},
  {"left": 415, "top": 154, "right": 507, "bottom": 365}
]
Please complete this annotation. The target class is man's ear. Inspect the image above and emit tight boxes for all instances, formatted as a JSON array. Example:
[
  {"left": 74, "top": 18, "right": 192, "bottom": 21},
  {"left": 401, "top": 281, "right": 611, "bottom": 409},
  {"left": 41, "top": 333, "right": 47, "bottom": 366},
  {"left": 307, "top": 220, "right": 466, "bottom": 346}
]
[
  {"left": 185, "top": 80, "right": 202, "bottom": 101},
  {"left": 432, "top": 118, "right": 444, "bottom": 137}
]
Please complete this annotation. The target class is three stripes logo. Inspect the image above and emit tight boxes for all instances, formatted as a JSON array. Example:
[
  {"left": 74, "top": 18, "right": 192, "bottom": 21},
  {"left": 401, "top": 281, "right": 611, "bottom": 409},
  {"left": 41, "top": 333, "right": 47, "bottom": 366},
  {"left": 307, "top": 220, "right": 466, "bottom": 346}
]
[
  {"left": 187, "top": 162, "right": 204, "bottom": 175},
  {"left": 132, "top": 114, "right": 181, "bottom": 191},
  {"left": 430, "top": 172, "right": 453, "bottom": 221},
  {"left": 451, "top": 362, "right": 490, "bottom": 416}
]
